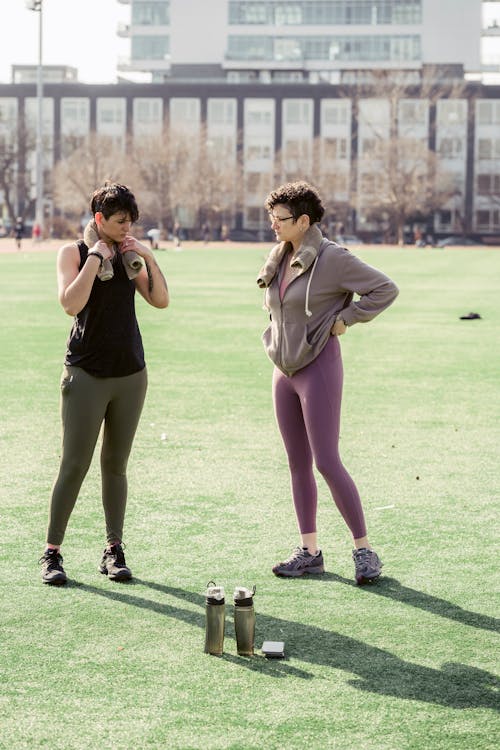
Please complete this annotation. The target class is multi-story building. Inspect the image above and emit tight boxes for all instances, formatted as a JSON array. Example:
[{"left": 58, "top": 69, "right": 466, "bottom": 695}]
[{"left": 1, "top": 0, "right": 499, "bottom": 239}]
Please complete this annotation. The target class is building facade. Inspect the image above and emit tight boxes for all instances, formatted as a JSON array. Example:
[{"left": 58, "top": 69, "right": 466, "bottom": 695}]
[{"left": 0, "top": 0, "right": 499, "bottom": 239}]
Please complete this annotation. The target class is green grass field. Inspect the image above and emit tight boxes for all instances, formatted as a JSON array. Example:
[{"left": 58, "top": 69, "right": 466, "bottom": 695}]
[{"left": 0, "top": 244, "right": 498, "bottom": 750}]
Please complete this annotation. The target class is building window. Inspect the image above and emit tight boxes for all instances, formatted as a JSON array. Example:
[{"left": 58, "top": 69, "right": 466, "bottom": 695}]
[
  {"left": 245, "top": 109, "right": 273, "bottom": 126},
  {"left": 399, "top": 99, "right": 427, "bottom": 125},
  {"left": 207, "top": 99, "right": 237, "bottom": 125},
  {"left": 132, "top": 36, "right": 169, "bottom": 60},
  {"left": 283, "top": 138, "right": 311, "bottom": 172},
  {"left": 230, "top": 2, "right": 270, "bottom": 24},
  {"left": 437, "top": 210, "right": 452, "bottom": 228},
  {"left": 226, "top": 34, "right": 421, "bottom": 63},
  {"left": 61, "top": 98, "right": 90, "bottom": 134},
  {"left": 246, "top": 172, "right": 263, "bottom": 193},
  {"left": 133, "top": 98, "right": 163, "bottom": 124},
  {"left": 0, "top": 98, "right": 17, "bottom": 124},
  {"left": 273, "top": 71, "right": 305, "bottom": 82},
  {"left": 246, "top": 207, "right": 265, "bottom": 224},
  {"left": 228, "top": 1, "right": 422, "bottom": 26},
  {"left": 477, "top": 99, "right": 500, "bottom": 125},
  {"left": 437, "top": 100, "right": 467, "bottom": 125},
  {"left": 170, "top": 98, "right": 200, "bottom": 122},
  {"left": 477, "top": 174, "right": 500, "bottom": 195},
  {"left": 208, "top": 135, "right": 236, "bottom": 159},
  {"left": 283, "top": 99, "right": 312, "bottom": 125},
  {"left": 438, "top": 137, "right": 463, "bottom": 158},
  {"left": 360, "top": 173, "right": 377, "bottom": 194},
  {"left": 477, "top": 138, "right": 500, "bottom": 159},
  {"left": 323, "top": 137, "right": 348, "bottom": 160},
  {"left": 475, "top": 209, "right": 500, "bottom": 231},
  {"left": 97, "top": 99, "right": 125, "bottom": 125},
  {"left": 322, "top": 100, "right": 349, "bottom": 126},
  {"left": 361, "top": 138, "right": 377, "bottom": 155},
  {"left": 132, "top": 1, "right": 170, "bottom": 26},
  {"left": 245, "top": 139, "right": 272, "bottom": 161},
  {"left": 275, "top": 5, "right": 303, "bottom": 25}
]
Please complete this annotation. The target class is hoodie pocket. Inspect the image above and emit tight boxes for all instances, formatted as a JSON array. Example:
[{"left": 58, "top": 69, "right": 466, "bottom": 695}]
[
  {"left": 262, "top": 322, "right": 279, "bottom": 362},
  {"left": 263, "top": 321, "right": 314, "bottom": 373},
  {"left": 280, "top": 322, "right": 313, "bottom": 371}
]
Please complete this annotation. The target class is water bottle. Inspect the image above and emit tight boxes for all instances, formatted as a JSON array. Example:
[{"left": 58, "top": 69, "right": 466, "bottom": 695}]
[
  {"left": 204, "top": 581, "right": 225, "bottom": 656},
  {"left": 233, "top": 585, "right": 256, "bottom": 656}
]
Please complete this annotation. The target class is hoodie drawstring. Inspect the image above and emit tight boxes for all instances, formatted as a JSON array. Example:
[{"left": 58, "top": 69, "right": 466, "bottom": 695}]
[{"left": 304, "top": 256, "right": 319, "bottom": 317}]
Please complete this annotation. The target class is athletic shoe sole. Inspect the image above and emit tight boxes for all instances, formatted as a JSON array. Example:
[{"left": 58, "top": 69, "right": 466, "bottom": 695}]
[
  {"left": 273, "top": 564, "right": 325, "bottom": 578},
  {"left": 99, "top": 566, "right": 132, "bottom": 581},
  {"left": 356, "top": 573, "right": 381, "bottom": 585},
  {"left": 42, "top": 575, "right": 67, "bottom": 585}
]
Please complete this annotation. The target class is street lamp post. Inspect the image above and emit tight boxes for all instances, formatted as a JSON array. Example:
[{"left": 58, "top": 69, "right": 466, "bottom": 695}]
[{"left": 26, "top": 0, "right": 44, "bottom": 236}]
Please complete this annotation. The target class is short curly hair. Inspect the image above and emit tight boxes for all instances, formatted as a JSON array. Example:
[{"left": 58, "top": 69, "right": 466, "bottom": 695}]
[
  {"left": 90, "top": 182, "right": 139, "bottom": 223},
  {"left": 264, "top": 181, "right": 325, "bottom": 224}
]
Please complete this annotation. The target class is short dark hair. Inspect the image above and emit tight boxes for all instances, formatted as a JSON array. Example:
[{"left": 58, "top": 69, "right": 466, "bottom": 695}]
[
  {"left": 264, "top": 181, "right": 325, "bottom": 224},
  {"left": 90, "top": 182, "right": 139, "bottom": 223}
]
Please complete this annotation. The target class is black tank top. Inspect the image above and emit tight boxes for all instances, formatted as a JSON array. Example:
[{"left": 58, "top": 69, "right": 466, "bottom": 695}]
[{"left": 65, "top": 241, "right": 145, "bottom": 377}]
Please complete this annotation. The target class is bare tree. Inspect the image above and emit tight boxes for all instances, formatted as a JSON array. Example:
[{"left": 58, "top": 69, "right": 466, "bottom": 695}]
[
  {"left": 192, "top": 125, "right": 244, "bottom": 234},
  {"left": 358, "top": 137, "right": 459, "bottom": 244},
  {"left": 275, "top": 137, "right": 352, "bottom": 235},
  {"left": 51, "top": 133, "right": 132, "bottom": 224},
  {"left": 0, "top": 117, "right": 35, "bottom": 225},
  {"left": 349, "top": 67, "right": 469, "bottom": 242},
  {"left": 128, "top": 131, "right": 183, "bottom": 233}
]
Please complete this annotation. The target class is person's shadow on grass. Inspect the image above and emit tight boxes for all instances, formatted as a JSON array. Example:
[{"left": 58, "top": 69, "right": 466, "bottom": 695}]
[
  {"left": 73, "top": 579, "right": 499, "bottom": 712},
  {"left": 319, "top": 573, "right": 499, "bottom": 633}
]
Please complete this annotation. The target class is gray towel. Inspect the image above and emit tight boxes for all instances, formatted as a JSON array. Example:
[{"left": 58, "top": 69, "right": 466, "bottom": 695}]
[
  {"left": 256, "top": 224, "right": 323, "bottom": 288},
  {"left": 83, "top": 221, "right": 144, "bottom": 281}
]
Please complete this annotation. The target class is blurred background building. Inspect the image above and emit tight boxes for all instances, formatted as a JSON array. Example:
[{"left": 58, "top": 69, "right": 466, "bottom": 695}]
[{"left": 1, "top": 0, "right": 499, "bottom": 242}]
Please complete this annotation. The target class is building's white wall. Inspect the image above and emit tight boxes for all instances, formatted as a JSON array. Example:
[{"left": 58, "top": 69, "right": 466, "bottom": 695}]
[
  {"left": 169, "top": 0, "right": 229, "bottom": 64},
  {"left": 422, "top": 0, "right": 482, "bottom": 70}
]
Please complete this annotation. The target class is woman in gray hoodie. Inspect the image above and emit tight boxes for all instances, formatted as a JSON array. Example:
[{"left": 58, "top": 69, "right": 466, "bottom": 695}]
[{"left": 257, "top": 181, "right": 398, "bottom": 584}]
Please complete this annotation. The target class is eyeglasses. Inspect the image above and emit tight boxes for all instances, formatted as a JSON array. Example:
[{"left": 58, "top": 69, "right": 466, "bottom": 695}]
[{"left": 269, "top": 214, "right": 295, "bottom": 224}]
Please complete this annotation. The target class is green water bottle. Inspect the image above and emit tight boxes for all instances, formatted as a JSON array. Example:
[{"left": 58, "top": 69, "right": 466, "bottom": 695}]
[
  {"left": 204, "top": 582, "right": 225, "bottom": 656},
  {"left": 233, "top": 585, "right": 256, "bottom": 656}
]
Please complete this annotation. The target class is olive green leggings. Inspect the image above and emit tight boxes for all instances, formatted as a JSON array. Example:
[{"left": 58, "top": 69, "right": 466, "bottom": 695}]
[{"left": 47, "top": 365, "right": 148, "bottom": 546}]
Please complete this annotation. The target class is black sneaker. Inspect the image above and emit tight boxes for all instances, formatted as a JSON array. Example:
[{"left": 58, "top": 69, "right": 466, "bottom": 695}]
[
  {"left": 352, "top": 547, "right": 383, "bottom": 585},
  {"left": 99, "top": 543, "right": 132, "bottom": 581},
  {"left": 272, "top": 546, "right": 325, "bottom": 577},
  {"left": 39, "top": 549, "right": 67, "bottom": 585}
]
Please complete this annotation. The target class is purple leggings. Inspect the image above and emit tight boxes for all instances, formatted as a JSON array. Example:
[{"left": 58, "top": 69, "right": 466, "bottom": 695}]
[{"left": 272, "top": 336, "right": 367, "bottom": 539}]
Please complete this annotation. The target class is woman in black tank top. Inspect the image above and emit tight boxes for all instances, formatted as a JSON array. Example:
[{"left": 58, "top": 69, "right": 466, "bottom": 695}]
[{"left": 40, "top": 182, "right": 169, "bottom": 586}]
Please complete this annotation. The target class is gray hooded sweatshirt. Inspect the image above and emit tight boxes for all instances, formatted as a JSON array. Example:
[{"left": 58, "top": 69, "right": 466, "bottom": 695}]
[{"left": 257, "top": 224, "right": 399, "bottom": 377}]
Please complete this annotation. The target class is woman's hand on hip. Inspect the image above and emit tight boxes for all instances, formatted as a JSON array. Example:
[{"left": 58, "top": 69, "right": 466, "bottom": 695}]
[{"left": 331, "top": 317, "right": 348, "bottom": 336}]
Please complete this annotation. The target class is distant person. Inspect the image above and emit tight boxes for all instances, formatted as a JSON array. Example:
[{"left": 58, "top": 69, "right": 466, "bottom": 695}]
[
  {"left": 173, "top": 221, "right": 182, "bottom": 249},
  {"left": 32, "top": 222, "right": 41, "bottom": 243},
  {"left": 257, "top": 181, "right": 399, "bottom": 584},
  {"left": 147, "top": 227, "right": 161, "bottom": 249},
  {"left": 39, "top": 182, "right": 169, "bottom": 586},
  {"left": 202, "top": 222, "right": 210, "bottom": 244},
  {"left": 14, "top": 217, "right": 24, "bottom": 250},
  {"left": 414, "top": 227, "right": 425, "bottom": 247}
]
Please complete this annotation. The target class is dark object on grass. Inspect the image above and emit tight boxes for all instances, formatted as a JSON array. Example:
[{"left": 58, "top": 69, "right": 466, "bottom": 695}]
[{"left": 459, "top": 312, "right": 482, "bottom": 320}]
